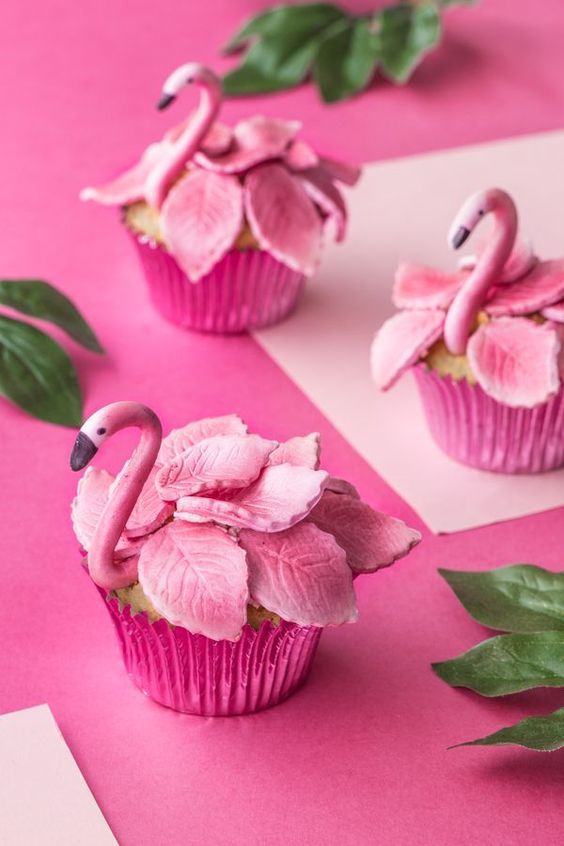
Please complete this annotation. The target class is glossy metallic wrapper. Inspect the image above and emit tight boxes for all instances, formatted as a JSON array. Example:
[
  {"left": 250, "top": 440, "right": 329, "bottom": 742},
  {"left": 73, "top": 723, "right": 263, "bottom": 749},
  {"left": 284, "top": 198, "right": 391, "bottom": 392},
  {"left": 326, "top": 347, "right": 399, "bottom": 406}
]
[
  {"left": 414, "top": 364, "right": 564, "bottom": 474},
  {"left": 99, "top": 589, "right": 322, "bottom": 716},
  {"left": 129, "top": 233, "right": 305, "bottom": 334}
]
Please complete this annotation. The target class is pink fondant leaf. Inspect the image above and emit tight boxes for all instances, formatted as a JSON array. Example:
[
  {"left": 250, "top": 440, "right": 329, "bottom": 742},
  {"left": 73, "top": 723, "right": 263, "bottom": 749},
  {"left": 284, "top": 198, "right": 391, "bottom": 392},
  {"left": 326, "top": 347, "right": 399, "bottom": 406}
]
[
  {"left": 158, "top": 414, "right": 248, "bottom": 465},
  {"left": 468, "top": 317, "right": 560, "bottom": 407},
  {"left": 318, "top": 155, "right": 361, "bottom": 186},
  {"left": 239, "top": 522, "right": 357, "bottom": 627},
  {"left": 486, "top": 260, "right": 564, "bottom": 317},
  {"left": 138, "top": 521, "right": 249, "bottom": 641},
  {"left": 195, "top": 117, "right": 300, "bottom": 174},
  {"left": 71, "top": 467, "right": 144, "bottom": 559},
  {"left": 285, "top": 139, "right": 319, "bottom": 171},
  {"left": 234, "top": 116, "right": 300, "bottom": 152},
  {"left": 156, "top": 434, "right": 277, "bottom": 499},
  {"left": 160, "top": 169, "right": 243, "bottom": 281},
  {"left": 80, "top": 143, "right": 167, "bottom": 206},
  {"left": 244, "top": 163, "right": 322, "bottom": 275},
  {"left": 268, "top": 434, "right": 320, "bottom": 469},
  {"left": 325, "top": 477, "right": 360, "bottom": 499},
  {"left": 393, "top": 262, "right": 465, "bottom": 310},
  {"left": 542, "top": 301, "right": 564, "bottom": 322},
  {"left": 306, "top": 492, "right": 421, "bottom": 573},
  {"left": 164, "top": 119, "right": 233, "bottom": 157},
  {"left": 371, "top": 309, "right": 445, "bottom": 390},
  {"left": 299, "top": 168, "right": 347, "bottom": 242},
  {"left": 176, "top": 464, "right": 328, "bottom": 532}
]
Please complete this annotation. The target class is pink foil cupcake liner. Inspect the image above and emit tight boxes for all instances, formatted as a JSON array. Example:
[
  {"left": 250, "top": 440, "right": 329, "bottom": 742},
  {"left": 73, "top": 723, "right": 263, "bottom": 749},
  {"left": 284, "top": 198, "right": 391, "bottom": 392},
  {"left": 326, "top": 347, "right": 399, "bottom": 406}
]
[
  {"left": 99, "top": 588, "right": 322, "bottom": 716},
  {"left": 414, "top": 364, "right": 564, "bottom": 473},
  {"left": 129, "top": 232, "right": 305, "bottom": 334}
]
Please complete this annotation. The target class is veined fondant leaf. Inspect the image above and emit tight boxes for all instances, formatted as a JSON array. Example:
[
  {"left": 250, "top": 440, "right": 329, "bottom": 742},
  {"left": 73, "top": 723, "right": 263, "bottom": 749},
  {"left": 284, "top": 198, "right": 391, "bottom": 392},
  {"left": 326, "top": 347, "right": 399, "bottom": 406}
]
[
  {"left": 240, "top": 522, "right": 357, "bottom": 627},
  {"left": 138, "top": 521, "right": 249, "bottom": 641}
]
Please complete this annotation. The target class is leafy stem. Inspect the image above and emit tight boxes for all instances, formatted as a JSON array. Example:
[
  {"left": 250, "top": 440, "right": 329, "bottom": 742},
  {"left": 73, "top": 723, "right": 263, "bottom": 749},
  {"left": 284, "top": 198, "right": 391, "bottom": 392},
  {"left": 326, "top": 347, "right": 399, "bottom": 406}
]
[
  {"left": 222, "top": 1, "right": 477, "bottom": 103},
  {"left": 433, "top": 564, "right": 564, "bottom": 751}
]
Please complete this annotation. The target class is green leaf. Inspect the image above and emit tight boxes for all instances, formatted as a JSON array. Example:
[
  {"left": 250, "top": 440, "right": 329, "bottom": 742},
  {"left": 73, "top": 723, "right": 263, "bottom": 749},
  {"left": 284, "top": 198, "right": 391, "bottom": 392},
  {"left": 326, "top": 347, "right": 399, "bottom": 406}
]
[
  {"left": 454, "top": 707, "right": 564, "bottom": 752},
  {"left": 222, "top": 3, "right": 348, "bottom": 96},
  {"left": 438, "top": 1, "right": 478, "bottom": 8},
  {"left": 439, "top": 565, "right": 564, "bottom": 633},
  {"left": 373, "top": 3, "right": 442, "bottom": 84},
  {"left": 0, "top": 279, "right": 104, "bottom": 353},
  {"left": 223, "top": 3, "right": 346, "bottom": 53},
  {"left": 313, "top": 18, "right": 378, "bottom": 103},
  {"left": 223, "top": 35, "right": 319, "bottom": 95},
  {"left": 432, "top": 631, "right": 564, "bottom": 696},
  {"left": 0, "top": 314, "right": 82, "bottom": 427}
]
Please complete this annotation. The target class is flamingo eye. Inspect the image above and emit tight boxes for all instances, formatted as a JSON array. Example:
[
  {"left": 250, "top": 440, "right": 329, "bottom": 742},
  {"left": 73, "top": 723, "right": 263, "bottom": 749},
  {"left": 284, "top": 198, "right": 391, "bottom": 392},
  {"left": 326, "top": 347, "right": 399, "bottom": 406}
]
[
  {"left": 97, "top": 427, "right": 106, "bottom": 435},
  {"left": 478, "top": 209, "right": 485, "bottom": 217}
]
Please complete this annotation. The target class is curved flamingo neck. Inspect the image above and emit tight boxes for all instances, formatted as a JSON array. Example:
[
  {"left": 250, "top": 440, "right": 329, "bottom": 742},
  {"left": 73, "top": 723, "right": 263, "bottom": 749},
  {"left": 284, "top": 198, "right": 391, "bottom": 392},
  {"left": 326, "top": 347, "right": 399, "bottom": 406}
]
[
  {"left": 145, "top": 82, "right": 221, "bottom": 209},
  {"left": 89, "top": 406, "right": 162, "bottom": 591},
  {"left": 444, "top": 195, "right": 517, "bottom": 355}
]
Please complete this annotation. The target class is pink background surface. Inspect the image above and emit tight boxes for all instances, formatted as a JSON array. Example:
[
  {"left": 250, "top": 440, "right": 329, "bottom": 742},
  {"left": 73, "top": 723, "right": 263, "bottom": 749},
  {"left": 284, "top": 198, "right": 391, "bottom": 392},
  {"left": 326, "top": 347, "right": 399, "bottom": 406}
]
[{"left": 1, "top": 2, "right": 564, "bottom": 844}]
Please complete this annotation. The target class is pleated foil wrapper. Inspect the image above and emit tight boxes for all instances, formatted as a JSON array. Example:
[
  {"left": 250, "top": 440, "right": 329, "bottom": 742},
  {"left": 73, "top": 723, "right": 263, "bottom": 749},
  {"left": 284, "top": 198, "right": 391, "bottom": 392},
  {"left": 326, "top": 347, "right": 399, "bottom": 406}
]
[
  {"left": 414, "top": 364, "right": 564, "bottom": 473},
  {"left": 129, "top": 233, "right": 305, "bottom": 334},
  {"left": 98, "top": 588, "right": 322, "bottom": 716}
]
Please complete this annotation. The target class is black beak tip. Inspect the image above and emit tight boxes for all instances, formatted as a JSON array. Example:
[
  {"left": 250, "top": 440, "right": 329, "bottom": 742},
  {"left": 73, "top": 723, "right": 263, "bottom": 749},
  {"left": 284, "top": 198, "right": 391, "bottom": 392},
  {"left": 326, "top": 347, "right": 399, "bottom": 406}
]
[
  {"left": 157, "top": 93, "right": 176, "bottom": 111},
  {"left": 452, "top": 226, "right": 470, "bottom": 250},
  {"left": 70, "top": 432, "right": 98, "bottom": 471}
]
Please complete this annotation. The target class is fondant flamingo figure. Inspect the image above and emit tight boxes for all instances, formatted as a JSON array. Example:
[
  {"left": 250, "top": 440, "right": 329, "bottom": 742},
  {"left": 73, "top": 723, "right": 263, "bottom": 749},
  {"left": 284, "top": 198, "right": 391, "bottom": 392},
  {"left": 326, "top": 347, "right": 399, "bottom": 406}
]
[
  {"left": 71, "top": 403, "right": 420, "bottom": 641},
  {"left": 81, "top": 63, "right": 360, "bottom": 281},
  {"left": 371, "top": 188, "right": 564, "bottom": 407}
]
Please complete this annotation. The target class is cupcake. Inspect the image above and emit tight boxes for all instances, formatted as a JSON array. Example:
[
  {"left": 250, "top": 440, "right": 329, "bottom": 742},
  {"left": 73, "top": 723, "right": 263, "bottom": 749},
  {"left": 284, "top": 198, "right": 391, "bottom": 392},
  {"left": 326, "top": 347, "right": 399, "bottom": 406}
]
[
  {"left": 81, "top": 63, "right": 359, "bottom": 334},
  {"left": 371, "top": 188, "right": 564, "bottom": 473},
  {"left": 70, "top": 402, "right": 420, "bottom": 716}
]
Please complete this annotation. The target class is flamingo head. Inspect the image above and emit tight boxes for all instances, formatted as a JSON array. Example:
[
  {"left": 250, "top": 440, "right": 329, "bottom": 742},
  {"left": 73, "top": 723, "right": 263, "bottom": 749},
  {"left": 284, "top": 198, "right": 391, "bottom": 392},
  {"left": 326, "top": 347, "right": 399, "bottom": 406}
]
[
  {"left": 70, "top": 402, "right": 161, "bottom": 471},
  {"left": 448, "top": 188, "right": 516, "bottom": 251},
  {"left": 157, "top": 63, "right": 222, "bottom": 110},
  {"left": 70, "top": 406, "right": 115, "bottom": 470}
]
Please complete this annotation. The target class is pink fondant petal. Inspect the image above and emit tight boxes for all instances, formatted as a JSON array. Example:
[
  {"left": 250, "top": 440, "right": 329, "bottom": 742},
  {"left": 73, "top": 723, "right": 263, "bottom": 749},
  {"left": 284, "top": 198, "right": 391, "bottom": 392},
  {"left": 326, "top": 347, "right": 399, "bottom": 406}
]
[
  {"left": 234, "top": 116, "right": 300, "bottom": 151},
  {"left": 285, "top": 139, "right": 319, "bottom": 171},
  {"left": 138, "top": 521, "right": 249, "bottom": 641},
  {"left": 542, "top": 301, "right": 564, "bottom": 322},
  {"left": 468, "top": 317, "right": 560, "bottom": 407},
  {"left": 201, "top": 122, "right": 234, "bottom": 157},
  {"left": 160, "top": 169, "right": 243, "bottom": 281},
  {"left": 299, "top": 168, "right": 347, "bottom": 242},
  {"left": 71, "top": 467, "right": 143, "bottom": 559},
  {"left": 195, "top": 117, "right": 300, "bottom": 174},
  {"left": 325, "top": 477, "right": 360, "bottom": 499},
  {"left": 318, "top": 156, "right": 361, "bottom": 186},
  {"left": 371, "top": 310, "right": 445, "bottom": 390},
  {"left": 239, "top": 522, "right": 357, "bottom": 627},
  {"left": 176, "top": 465, "right": 328, "bottom": 532},
  {"left": 164, "top": 118, "right": 233, "bottom": 157},
  {"left": 393, "top": 262, "right": 465, "bottom": 310},
  {"left": 80, "top": 142, "right": 167, "bottom": 206},
  {"left": 156, "top": 434, "right": 277, "bottom": 499},
  {"left": 306, "top": 492, "right": 421, "bottom": 573},
  {"left": 158, "top": 414, "right": 248, "bottom": 465},
  {"left": 486, "top": 260, "right": 564, "bottom": 316},
  {"left": 118, "top": 465, "right": 174, "bottom": 537},
  {"left": 268, "top": 434, "right": 320, "bottom": 469},
  {"left": 245, "top": 164, "right": 322, "bottom": 275}
]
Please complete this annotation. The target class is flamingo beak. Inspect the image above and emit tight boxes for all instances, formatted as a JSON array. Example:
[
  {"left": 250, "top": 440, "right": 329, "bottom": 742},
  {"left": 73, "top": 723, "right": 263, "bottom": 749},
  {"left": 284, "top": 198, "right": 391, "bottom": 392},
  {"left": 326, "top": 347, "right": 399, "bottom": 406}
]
[
  {"left": 157, "top": 92, "right": 176, "bottom": 110},
  {"left": 451, "top": 226, "right": 470, "bottom": 249},
  {"left": 70, "top": 432, "right": 98, "bottom": 471}
]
